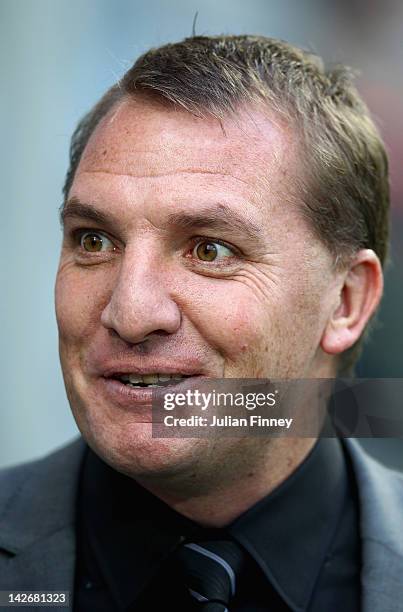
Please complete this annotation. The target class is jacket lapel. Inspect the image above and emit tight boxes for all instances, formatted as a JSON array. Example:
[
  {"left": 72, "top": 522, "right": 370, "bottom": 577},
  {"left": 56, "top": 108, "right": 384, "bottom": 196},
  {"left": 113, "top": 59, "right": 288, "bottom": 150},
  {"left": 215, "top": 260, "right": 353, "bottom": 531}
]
[
  {"left": 1, "top": 527, "right": 76, "bottom": 593},
  {"left": 345, "top": 439, "right": 403, "bottom": 612},
  {"left": 0, "top": 437, "right": 86, "bottom": 606}
]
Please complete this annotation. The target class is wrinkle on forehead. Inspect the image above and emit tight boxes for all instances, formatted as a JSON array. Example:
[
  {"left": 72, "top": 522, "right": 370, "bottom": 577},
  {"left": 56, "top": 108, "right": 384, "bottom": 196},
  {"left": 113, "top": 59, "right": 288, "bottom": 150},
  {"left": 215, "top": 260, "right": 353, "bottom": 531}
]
[
  {"left": 78, "top": 97, "right": 294, "bottom": 184},
  {"left": 77, "top": 168, "right": 254, "bottom": 189},
  {"left": 72, "top": 98, "right": 302, "bottom": 228}
]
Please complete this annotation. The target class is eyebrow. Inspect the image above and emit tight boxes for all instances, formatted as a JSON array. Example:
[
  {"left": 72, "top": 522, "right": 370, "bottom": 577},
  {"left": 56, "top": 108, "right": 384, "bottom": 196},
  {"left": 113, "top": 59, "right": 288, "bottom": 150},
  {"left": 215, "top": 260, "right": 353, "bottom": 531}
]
[
  {"left": 60, "top": 197, "right": 264, "bottom": 244},
  {"left": 60, "top": 198, "right": 113, "bottom": 228},
  {"left": 165, "top": 205, "right": 264, "bottom": 243}
]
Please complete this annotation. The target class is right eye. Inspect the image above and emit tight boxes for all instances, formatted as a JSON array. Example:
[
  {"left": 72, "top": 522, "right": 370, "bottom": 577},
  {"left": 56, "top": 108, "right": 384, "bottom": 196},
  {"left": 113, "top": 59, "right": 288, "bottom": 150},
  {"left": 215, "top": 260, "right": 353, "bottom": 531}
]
[{"left": 77, "top": 231, "right": 116, "bottom": 253}]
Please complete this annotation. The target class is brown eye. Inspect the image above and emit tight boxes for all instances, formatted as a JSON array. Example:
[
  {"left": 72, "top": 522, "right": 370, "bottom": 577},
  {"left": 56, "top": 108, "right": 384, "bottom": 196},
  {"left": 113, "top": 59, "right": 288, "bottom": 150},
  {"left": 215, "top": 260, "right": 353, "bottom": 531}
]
[
  {"left": 196, "top": 242, "right": 218, "bottom": 261},
  {"left": 82, "top": 233, "right": 103, "bottom": 252},
  {"left": 79, "top": 232, "right": 114, "bottom": 253},
  {"left": 193, "top": 240, "right": 234, "bottom": 262}
]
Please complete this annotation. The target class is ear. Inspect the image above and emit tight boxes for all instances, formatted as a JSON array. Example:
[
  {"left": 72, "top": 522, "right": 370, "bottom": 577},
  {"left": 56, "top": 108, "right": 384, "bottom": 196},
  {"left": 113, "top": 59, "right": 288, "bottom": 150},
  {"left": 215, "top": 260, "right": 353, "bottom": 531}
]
[{"left": 321, "top": 249, "right": 384, "bottom": 355}]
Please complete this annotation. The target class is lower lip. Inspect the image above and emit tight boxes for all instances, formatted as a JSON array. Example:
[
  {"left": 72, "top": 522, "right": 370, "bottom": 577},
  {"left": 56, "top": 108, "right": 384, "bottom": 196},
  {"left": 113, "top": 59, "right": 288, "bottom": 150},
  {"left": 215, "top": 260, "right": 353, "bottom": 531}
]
[{"left": 98, "top": 376, "right": 204, "bottom": 409}]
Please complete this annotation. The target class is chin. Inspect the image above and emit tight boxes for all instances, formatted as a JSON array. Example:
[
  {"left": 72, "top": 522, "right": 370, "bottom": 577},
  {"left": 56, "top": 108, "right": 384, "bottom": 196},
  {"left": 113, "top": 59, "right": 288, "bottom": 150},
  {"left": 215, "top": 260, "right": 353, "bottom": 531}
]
[{"left": 81, "top": 418, "right": 205, "bottom": 480}]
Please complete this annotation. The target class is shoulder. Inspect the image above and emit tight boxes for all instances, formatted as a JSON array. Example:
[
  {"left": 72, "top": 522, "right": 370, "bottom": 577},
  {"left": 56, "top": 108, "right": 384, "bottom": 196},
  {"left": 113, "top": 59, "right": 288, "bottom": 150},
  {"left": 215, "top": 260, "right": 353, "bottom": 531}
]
[
  {"left": 345, "top": 438, "right": 403, "bottom": 495},
  {"left": 0, "top": 437, "right": 86, "bottom": 554},
  {"left": 0, "top": 435, "right": 85, "bottom": 476},
  {"left": 0, "top": 437, "right": 86, "bottom": 503}
]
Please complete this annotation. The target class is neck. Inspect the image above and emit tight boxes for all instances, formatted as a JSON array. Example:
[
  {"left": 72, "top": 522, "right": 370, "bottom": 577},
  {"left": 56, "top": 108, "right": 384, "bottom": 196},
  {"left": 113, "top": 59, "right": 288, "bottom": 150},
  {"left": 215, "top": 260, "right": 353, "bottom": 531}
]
[{"left": 136, "top": 437, "right": 316, "bottom": 527}]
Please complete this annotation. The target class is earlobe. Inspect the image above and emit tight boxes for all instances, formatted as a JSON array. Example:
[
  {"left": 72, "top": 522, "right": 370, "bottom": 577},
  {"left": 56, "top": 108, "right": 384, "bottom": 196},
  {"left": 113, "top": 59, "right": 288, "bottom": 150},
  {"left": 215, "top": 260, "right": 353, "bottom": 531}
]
[{"left": 321, "top": 249, "right": 384, "bottom": 355}]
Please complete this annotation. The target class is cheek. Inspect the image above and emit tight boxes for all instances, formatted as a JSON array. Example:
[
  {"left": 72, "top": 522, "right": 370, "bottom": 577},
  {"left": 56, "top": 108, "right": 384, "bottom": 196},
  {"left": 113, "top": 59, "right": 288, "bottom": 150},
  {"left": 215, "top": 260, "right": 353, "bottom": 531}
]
[
  {"left": 55, "top": 265, "right": 111, "bottom": 342},
  {"left": 186, "top": 280, "right": 270, "bottom": 359},
  {"left": 184, "top": 272, "right": 326, "bottom": 377}
]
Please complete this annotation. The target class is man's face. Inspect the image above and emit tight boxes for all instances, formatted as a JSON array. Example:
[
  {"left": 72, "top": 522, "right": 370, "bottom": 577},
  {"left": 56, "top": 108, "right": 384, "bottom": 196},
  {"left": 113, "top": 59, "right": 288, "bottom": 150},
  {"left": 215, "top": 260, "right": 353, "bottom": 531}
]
[{"left": 55, "top": 97, "right": 338, "bottom": 478}]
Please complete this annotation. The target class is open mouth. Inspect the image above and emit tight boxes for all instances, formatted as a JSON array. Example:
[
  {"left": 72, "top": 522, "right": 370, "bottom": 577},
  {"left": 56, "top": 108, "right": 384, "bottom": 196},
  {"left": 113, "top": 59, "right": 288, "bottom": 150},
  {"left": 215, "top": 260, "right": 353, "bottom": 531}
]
[{"left": 113, "top": 373, "right": 194, "bottom": 388}]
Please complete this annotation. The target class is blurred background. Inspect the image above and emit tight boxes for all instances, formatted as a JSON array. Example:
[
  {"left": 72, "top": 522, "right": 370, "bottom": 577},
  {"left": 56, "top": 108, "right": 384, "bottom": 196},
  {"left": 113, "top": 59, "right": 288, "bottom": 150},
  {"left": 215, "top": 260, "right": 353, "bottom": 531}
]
[{"left": 1, "top": 0, "right": 402, "bottom": 469}]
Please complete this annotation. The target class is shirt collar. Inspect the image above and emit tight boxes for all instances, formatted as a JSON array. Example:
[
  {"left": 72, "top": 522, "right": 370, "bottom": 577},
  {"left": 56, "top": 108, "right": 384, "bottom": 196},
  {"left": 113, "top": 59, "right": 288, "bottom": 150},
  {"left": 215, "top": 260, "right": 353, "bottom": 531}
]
[
  {"left": 229, "top": 437, "right": 348, "bottom": 611},
  {"left": 80, "top": 437, "right": 347, "bottom": 611}
]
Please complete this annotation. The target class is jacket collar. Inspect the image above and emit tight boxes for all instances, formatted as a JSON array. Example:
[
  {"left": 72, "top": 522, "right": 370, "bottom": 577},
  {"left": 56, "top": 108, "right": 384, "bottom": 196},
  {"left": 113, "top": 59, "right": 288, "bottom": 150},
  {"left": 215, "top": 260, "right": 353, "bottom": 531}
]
[
  {"left": 344, "top": 438, "right": 403, "bottom": 612},
  {"left": 0, "top": 437, "right": 86, "bottom": 592}
]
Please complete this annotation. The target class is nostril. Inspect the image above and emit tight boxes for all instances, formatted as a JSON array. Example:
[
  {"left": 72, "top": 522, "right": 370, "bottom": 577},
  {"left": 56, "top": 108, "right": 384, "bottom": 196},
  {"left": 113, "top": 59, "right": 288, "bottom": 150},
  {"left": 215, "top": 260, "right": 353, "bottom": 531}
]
[
  {"left": 99, "top": 276, "right": 182, "bottom": 343},
  {"left": 106, "top": 328, "right": 170, "bottom": 352}
]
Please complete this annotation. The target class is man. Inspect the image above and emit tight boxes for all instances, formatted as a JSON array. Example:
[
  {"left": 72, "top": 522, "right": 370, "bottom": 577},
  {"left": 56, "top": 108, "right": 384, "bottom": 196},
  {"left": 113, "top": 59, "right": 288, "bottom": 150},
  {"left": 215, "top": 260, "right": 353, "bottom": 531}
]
[{"left": 0, "top": 35, "right": 400, "bottom": 611}]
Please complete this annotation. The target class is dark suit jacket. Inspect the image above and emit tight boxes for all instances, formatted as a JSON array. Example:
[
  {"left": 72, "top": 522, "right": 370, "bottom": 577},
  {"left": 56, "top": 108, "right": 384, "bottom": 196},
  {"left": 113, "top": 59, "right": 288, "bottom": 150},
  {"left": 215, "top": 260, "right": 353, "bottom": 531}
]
[{"left": 0, "top": 438, "right": 403, "bottom": 611}]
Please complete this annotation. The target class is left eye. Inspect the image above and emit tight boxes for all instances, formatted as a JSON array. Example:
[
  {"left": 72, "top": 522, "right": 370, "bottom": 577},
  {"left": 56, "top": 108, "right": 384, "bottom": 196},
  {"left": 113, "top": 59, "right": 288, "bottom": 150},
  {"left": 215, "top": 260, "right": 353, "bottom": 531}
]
[
  {"left": 79, "top": 232, "right": 115, "bottom": 253},
  {"left": 192, "top": 240, "right": 234, "bottom": 262}
]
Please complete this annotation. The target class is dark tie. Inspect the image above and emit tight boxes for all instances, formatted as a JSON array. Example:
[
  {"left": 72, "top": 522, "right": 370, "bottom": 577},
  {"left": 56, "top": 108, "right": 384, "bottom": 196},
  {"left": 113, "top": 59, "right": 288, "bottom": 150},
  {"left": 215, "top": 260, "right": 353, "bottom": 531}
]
[{"left": 175, "top": 539, "right": 245, "bottom": 611}]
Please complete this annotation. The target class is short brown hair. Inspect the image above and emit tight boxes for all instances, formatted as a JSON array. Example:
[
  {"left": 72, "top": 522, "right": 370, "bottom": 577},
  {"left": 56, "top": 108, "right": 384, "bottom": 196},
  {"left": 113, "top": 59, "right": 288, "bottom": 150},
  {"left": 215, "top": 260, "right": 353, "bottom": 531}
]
[{"left": 63, "top": 35, "right": 390, "bottom": 374}]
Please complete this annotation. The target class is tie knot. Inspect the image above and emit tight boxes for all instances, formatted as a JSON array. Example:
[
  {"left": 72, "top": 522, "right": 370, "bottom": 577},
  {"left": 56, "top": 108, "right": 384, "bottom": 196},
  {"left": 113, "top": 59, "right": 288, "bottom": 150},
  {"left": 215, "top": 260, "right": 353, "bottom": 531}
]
[{"left": 175, "top": 539, "right": 245, "bottom": 611}]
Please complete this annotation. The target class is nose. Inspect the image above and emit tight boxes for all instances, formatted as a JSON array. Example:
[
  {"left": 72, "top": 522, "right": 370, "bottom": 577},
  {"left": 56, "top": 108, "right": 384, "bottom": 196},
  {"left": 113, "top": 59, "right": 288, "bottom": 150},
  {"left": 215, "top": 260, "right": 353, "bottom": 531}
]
[{"left": 100, "top": 248, "right": 182, "bottom": 344}]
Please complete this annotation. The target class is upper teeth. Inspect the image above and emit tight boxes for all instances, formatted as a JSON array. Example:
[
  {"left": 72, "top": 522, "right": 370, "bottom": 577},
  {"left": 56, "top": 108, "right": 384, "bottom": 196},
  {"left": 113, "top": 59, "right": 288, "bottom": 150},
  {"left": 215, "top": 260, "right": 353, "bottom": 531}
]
[{"left": 119, "top": 373, "right": 188, "bottom": 384}]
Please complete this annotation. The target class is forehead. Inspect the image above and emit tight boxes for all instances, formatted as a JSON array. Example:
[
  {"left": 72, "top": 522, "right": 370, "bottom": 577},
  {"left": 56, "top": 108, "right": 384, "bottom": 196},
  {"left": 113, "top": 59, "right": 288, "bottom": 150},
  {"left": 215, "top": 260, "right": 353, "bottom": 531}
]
[{"left": 76, "top": 97, "right": 297, "bottom": 212}]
